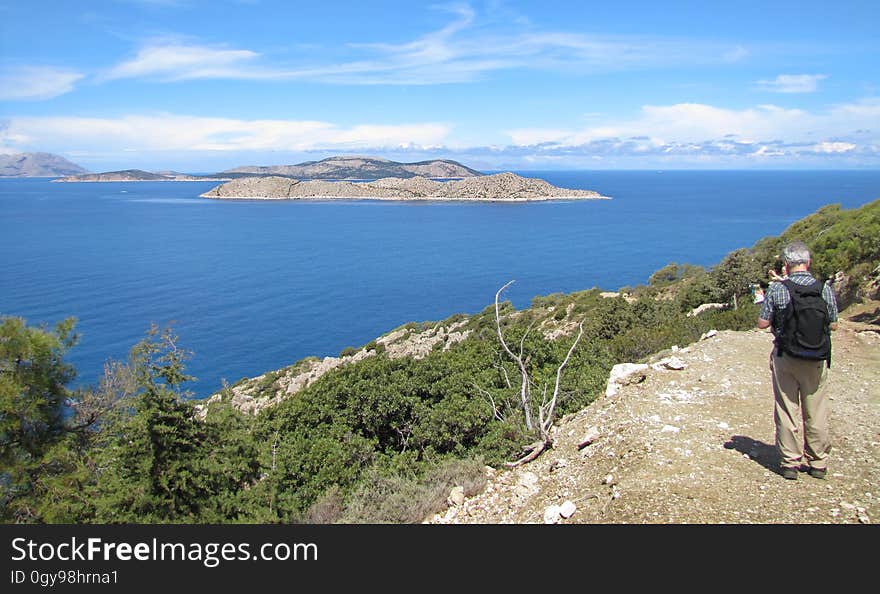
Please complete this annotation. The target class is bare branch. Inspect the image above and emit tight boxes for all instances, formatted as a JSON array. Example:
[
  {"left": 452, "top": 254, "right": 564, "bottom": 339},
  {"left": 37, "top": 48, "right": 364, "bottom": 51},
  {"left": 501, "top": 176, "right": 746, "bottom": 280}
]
[
  {"left": 518, "top": 318, "right": 538, "bottom": 360},
  {"left": 539, "top": 320, "right": 585, "bottom": 439},
  {"left": 495, "top": 355, "right": 513, "bottom": 389},
  {"left": 495, "top": 280, "right": 533, "bottom": 430},
  {"left": 504, "top": 440, "right": 550, "bottom": 468},
  {"left": 474, "top": 383, "right": 505, "bottom": 422}
]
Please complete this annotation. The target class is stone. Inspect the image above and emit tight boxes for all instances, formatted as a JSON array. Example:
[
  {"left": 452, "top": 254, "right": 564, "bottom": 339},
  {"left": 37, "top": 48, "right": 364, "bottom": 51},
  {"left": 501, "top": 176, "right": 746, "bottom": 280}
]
[
  {"left": 700, "top": 329, "right": 718, "bottom": 340},
  {"left": 606, "top": 363, "right": 649, "bottom": 397},
  {"left": 578, "top": 426, "right": 601, "bottom": 449},
  {"left": 515, "top": 472, "right": 540, "bottom": 498},
  {"left": 447, "top": 486, "right": 465, "bottom": 506},
  {"left": 652, "top": 356, "right": 687, "bottom": 371},
  {"left": 543, "top": 505, "right": 562, "bottom": 524},
  {"left": 688, "top": 303, "right": 727, "bottom": 317},
  {"left": 559, "top": 501, "right": 577, "bottom": 519},
  {"left": 549, "top": 459, "right": 568, "bottom": 472}
]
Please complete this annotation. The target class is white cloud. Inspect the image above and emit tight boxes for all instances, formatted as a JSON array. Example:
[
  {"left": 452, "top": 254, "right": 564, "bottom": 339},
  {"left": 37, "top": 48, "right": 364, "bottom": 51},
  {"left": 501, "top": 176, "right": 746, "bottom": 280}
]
[
  {"left": 756, "top": 74, "right": 827, "bottom": 93},
  {"left": 812, "top": 141, "right": 856, "bottom": 153},
  {"left": 104, "top": 43, "right": 260, "bottom": 81},
  {"left": 509, "top": 100, "right": 880, "bottom": 146},
  {"left": 0, "top": 114, "right": 451, "bottom": 153},
  {"left": 0, "top": 66, "right": 85, "bottom": 100},
  {"left": 503, "top": 99, "right": 880, "bottom": 163}
]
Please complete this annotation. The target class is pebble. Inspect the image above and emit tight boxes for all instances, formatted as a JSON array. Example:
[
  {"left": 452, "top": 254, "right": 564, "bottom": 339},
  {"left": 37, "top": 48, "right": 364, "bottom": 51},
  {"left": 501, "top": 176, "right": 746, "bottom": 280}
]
[{"left": 543, "top": 506, "right": 562, "bottom": 524}]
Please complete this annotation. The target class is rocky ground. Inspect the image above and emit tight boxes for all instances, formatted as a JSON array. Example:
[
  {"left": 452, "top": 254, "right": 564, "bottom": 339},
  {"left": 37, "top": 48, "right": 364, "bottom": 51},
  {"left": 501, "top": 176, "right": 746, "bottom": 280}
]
[{"left": 429, "top": 301, "right": 880, "bottom": 525}]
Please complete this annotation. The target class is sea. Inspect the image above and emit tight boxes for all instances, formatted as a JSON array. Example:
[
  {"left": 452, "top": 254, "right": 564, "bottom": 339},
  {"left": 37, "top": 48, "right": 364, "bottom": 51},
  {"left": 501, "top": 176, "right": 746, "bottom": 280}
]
[{"left": 1, "top": 170, "right": 878, "bottom": 398}]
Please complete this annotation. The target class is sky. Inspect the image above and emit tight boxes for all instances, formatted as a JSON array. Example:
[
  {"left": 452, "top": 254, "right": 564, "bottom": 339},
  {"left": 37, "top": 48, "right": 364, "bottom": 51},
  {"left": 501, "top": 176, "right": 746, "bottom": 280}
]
[{"left": 0, "top": 0, "right": 878, "bottom": 172}]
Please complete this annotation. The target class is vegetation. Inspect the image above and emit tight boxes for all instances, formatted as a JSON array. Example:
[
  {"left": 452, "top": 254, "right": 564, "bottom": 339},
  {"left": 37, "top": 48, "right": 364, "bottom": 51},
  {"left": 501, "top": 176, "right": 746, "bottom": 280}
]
[{"left": 2, "top": 199, "right": 876, "bottom": 524}]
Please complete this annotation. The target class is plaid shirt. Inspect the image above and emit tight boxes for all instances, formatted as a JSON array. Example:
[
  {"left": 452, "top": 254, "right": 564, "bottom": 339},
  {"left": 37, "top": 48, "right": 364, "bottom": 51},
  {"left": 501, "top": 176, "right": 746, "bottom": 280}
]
[{"left": 759, "top": 271, "right": 839, "bottom": 332}]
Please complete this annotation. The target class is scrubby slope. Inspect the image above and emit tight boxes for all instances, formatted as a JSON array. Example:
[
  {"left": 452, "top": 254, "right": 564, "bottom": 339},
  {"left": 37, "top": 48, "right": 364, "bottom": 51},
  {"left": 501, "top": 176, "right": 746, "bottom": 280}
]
[{"left": 430, "top": 302, "right": 880, "bottom": 524}]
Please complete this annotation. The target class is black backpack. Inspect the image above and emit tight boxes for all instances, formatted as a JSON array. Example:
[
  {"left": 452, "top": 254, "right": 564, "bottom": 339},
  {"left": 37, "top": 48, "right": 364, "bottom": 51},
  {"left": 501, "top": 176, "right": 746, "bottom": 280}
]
[{"left": 776, "top": 279, "right": 832, "bottom": 366}]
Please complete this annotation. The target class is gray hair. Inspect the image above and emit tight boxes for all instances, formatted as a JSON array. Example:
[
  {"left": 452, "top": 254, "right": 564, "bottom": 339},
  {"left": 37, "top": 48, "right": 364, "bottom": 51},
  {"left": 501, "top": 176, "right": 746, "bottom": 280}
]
[{"left": 782, "top": 241, "right": 811, "bottom": 266}]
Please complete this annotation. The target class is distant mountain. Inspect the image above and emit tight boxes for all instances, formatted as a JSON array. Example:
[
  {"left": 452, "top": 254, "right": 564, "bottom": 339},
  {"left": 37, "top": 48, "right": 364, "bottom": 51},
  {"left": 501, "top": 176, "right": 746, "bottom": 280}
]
[
  {"left": 54, "top": 169, "right": 231, "bottom": 183},
  {"left": 221, "top": 156, "right": 484, "bottom": 180},
  {"left": 0, "top": 152, "right": 89, "bottom": 177}
]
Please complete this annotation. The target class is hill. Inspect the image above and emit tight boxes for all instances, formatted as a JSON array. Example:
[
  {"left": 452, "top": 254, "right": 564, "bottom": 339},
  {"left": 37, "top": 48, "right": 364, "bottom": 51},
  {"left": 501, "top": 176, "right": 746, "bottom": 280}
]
[
  {"left": 220, "top": 156, "right": 484, "bottom": 179},
  {"left": 201, "top": 171, "right": 607, "bottom": 201},
  {"left": 0, "top": 152, "right": 89, "bottom": 177}
]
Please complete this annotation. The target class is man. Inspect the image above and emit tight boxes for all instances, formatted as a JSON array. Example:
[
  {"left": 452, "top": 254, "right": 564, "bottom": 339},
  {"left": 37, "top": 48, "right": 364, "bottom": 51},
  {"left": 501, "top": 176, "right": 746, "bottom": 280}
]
[{"left": 755, "top": 241, "right": 838, "bottom": 481}]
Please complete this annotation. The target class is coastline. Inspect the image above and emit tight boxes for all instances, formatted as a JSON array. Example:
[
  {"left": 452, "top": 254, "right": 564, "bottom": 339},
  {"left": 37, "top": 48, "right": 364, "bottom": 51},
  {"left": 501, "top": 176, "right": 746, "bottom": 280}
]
[{"left": 53, "top": 178, "right": 232, "bottom": 183}]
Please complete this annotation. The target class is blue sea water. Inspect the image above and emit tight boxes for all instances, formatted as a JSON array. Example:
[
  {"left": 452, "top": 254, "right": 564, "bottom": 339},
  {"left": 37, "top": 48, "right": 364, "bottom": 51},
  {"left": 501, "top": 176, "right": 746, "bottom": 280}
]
[{"left": 1, "top": 170, "right": 878, "bottom": 398}]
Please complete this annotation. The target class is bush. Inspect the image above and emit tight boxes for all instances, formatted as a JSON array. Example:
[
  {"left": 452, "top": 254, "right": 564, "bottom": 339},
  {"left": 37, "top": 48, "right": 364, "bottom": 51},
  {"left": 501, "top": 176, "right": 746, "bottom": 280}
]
[{"left": 339, "top": 458, "right": 487, "bottom": 524}]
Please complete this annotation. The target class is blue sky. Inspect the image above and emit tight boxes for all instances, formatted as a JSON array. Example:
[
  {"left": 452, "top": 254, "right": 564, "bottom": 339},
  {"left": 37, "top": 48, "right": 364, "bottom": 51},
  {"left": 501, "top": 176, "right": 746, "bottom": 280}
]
[{"left": 1, "top": 0, "right": 878, "bottom": 171}]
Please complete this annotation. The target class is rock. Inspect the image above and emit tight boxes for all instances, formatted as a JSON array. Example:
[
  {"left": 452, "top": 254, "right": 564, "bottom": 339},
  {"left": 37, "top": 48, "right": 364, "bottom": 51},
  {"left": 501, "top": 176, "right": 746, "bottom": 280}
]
[
  {"left": 559, "top": 501, "right": 577, "bottom": 519},
  {"left": 602, "top": 474, "right": 614, "bottom": 485},
  {"left": 515, "top": 472, "right": 540, "bottom": 498},
  {"left": 652, "top": 356, "right": 687, "bottom": 371},
  {"left": 447, "top": 486, "right": 465, "bottom": 507},
  {"left": 687, "top": 303, "right": 727, "bottom": 317},
  {"left": 661, "top": 425, "right": 681, "bottom": 433},
  {"left": 578, "top": 426, "right": 601, "bottom": 449},
  {"left": 700, "top": 329, "right": 718, "bottom": 340},
  {"left": 549, "top": 459, "right": 568, "bottom": 472},
  {"left": 606, "top": 363, "right": 649, "bottom": 397},
  {"left": 543, "top": 505, "right": 562, "bottom": 524}
]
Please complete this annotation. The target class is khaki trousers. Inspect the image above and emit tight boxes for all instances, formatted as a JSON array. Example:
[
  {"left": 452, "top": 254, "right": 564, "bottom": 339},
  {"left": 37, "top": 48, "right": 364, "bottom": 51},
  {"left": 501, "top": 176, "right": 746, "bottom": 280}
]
[{"left": 770, "top": 349, "right": 831, "bottom": 470}]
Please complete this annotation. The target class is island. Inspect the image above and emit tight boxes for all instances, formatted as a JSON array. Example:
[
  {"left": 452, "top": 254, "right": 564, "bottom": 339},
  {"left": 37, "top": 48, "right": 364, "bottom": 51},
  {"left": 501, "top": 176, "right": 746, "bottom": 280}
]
[
  {"left": 220, "top": 156, "right": 483, "bottom": 180},
  {"left": 200, "top": 172, "right": 609, "bottom": 202},
  {"left": 53, "top": 169, "right": 232, "bottom": 182}
]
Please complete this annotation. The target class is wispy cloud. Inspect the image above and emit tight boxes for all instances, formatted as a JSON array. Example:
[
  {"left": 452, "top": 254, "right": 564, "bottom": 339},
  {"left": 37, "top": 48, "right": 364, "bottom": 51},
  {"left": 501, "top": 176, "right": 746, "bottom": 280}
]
[
  {"left": 0, "top": 114, "right": 451, "bottom": 153},
  {"left": 103, "top": 42, "right": 261, "bottom": 81},
  {"left": 755, "top": 73, "right": 827, "bottom": 93},
  {"left": 0, "top": 66, "right": 85, "bottom": 100},
  {"left": 98, "top": 5, "right": 753, "bottom": 85}
]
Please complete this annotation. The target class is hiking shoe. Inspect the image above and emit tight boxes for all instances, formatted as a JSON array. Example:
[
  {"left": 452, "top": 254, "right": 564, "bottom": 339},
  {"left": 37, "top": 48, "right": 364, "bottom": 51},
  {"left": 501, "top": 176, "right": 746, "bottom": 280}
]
[
  {"left": 808, "top": 467, "right": 827, "bottom": 480},
  {"left": 781, "top": 467, "right": 798, "bottom": 480}
]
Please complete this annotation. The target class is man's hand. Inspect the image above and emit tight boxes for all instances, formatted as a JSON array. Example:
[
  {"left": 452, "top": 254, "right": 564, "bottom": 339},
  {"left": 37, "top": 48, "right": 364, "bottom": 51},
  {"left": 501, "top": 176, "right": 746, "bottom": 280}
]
[{"left": 768, "top": 269, "right": 786, "bottom": 282}]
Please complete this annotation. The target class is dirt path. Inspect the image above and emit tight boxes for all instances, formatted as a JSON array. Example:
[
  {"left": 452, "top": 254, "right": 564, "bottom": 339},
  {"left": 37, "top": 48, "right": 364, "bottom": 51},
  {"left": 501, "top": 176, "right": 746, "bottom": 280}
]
[{"left": 431, "top": 302, "right": 880, "bottom": 524}]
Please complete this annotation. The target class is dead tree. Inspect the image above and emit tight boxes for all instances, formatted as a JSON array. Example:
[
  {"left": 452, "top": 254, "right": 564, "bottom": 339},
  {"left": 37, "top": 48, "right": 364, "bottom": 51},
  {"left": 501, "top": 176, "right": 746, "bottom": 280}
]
[{"left": 494, "top": 280, "right": 585, "bottom": 467}]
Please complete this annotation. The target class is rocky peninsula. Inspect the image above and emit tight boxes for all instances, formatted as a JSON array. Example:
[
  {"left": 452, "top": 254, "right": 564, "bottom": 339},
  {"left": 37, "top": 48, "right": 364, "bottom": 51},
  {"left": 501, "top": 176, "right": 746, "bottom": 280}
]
[
  {"left": 54, "top": 169, "right": 231, "bottom": 182},
  {"left": 200, "top": 172, "right": 609, "bottom": 202}
]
